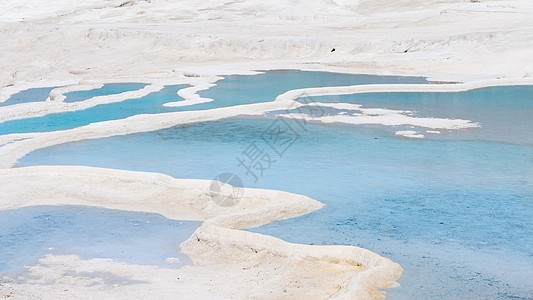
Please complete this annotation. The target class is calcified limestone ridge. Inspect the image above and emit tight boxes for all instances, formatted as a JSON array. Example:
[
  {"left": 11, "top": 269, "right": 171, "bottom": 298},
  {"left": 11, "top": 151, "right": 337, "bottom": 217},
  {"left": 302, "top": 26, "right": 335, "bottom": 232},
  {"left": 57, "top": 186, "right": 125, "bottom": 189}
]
[{"left": 0, "top": 166, "right": 401, "bottom": 299}]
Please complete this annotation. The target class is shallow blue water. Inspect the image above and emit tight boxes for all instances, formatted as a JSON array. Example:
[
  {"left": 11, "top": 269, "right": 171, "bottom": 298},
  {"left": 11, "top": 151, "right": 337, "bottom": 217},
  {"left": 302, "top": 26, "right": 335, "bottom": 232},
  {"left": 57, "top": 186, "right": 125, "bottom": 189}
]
[
  {"left": 64, "top": 83, "right": 148, "bottom": 103},
  {"left": 16, "top": 85, "right": 533, "bottom": 299},
  {"left": 1, "top": 87, "right": 56, "bottom": 106},
  {"left": 0, "top": 205, "right": 200, "bottom": 273}
]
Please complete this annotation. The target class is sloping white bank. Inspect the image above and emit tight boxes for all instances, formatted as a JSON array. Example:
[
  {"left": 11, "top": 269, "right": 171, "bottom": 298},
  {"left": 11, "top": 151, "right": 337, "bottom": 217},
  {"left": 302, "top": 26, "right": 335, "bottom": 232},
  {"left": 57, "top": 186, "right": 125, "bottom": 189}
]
[
  {"left": 1, "top": 0, "right": 533, "bottom": 86},
  {"left": 0, "top": 166, "right": 401, "bottom": 299}
]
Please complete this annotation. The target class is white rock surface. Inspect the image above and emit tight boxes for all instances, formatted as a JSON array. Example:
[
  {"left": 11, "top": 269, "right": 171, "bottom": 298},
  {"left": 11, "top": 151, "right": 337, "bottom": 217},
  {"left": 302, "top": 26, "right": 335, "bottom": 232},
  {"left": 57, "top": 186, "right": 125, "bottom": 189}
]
[{"left": 0, "top": 0, "right": 532, "bottom": 88}]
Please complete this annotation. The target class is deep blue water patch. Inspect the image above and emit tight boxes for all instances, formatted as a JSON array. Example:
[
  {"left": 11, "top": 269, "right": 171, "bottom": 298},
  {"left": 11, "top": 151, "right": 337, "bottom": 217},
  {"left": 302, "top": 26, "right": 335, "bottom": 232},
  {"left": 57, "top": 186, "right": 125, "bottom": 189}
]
[
  {"left": 0, "top": 205, "right": 200, "bottom": 273},
  {"left": 1, "top": 87, "right": 56, "bottom": 106},
  {"left": 63, "top": 83, "right": 148, "bottom": 103}
]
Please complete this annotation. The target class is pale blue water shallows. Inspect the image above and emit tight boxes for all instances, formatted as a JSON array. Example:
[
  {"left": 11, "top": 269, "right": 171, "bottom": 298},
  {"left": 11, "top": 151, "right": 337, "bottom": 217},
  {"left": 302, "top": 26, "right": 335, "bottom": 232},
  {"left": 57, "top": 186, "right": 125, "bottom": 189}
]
[
  {"left": 1, "top": 87, "right": 56, "bottom": 106},
  {"left": 16, "top": 82, "right": 533, "bottom": 300},
  {"left": 63, "top": 82, "right": 148, "bottom": 103},
  {"left": 0, "top": 70, "right": 426, "bottom": 135},
  {"left": 0, "top": 206, "right": 200, "bottom": 274}
]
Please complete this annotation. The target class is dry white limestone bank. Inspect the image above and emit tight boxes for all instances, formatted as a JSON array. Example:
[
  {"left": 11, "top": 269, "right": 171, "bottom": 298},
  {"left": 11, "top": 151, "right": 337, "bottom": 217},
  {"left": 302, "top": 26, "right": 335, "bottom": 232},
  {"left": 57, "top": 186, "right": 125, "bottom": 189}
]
[
  {"left": 1, "top": 0, "right": 533, "bottom": 85},
  {"left": 0, "top": 166, "right": 402, "bottom": 299}
]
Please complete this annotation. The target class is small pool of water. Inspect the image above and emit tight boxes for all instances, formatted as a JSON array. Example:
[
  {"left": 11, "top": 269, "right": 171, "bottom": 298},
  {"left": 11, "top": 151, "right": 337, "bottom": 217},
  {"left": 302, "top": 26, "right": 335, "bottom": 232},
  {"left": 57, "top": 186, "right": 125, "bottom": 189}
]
[
  {"left": 1, "top": 87, "right": 56, "bottom": 106},
  {"left": 0, "top": 205, "right": 200, "bottom": 273},
  {"left": 63, "top": 82, "right": 148, "bottom": 103}
]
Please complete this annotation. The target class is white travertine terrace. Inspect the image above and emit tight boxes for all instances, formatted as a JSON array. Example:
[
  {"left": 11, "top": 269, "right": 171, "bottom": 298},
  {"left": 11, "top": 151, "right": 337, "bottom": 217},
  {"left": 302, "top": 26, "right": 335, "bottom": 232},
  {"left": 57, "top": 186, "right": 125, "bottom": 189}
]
[
  {"left": 1, "top": 0, "right": 532, "bottom": 86},
  {"left": 1, "top": 0, "right": 532, "bottom": 298}
]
